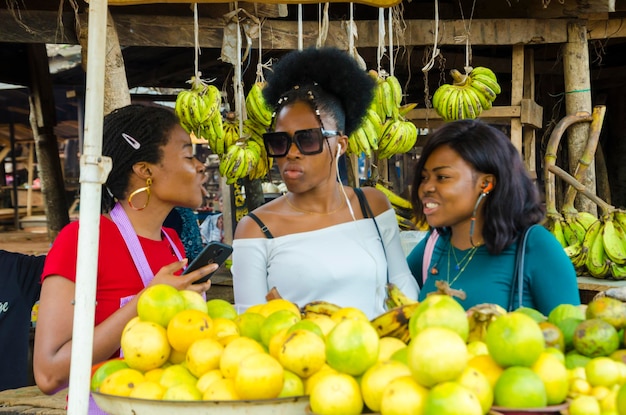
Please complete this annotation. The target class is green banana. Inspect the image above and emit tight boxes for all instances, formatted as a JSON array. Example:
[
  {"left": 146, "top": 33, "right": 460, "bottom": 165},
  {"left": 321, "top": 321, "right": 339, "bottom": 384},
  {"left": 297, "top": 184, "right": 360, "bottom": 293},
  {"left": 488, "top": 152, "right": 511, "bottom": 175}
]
[
  {"left": 386, "top": 75, "right": 404, "bottom": 107},
  {"left": 472, "top": 73, "right": 502, "bottom": 95},
  {"left": 380, "top": 80, "right": 396, "bottom": 119},
  {"left": 577, "top": 211, "right": 598, "bottom": 230},
  {"left": 547, "top": 217, "right": 567, "bottom": 248},
  {"left": 610, "top": 262, "right": 626, "bottom": 279},
  {"left": 469, "top": 66, "right": 498, "bottom": 81},
  {"left": 585, "top": 220, "right": 610, "bottom": 278},
  {"left": 602, "top": 215, "right": 626, "bottom": 265},
  {"left": 469, "top": 84, "right": 492, "bottom": 111},
  {"left": 468, "top": 78, "right": 497, "bottom": 102},
  {"left": 463, "top": 87, "right": 483, "bottom": 117},
  {"left": 614, "top": 210, "right": 626, "bottom": 231},
  {"left": 397, "top": 121, "right": 418, "bottom": 153},
  {"left": 563, "top": 218, "right": 586, "bottom": 246},
  {"left": 564, "top": 241, "right": 583, "bottom": 260}
]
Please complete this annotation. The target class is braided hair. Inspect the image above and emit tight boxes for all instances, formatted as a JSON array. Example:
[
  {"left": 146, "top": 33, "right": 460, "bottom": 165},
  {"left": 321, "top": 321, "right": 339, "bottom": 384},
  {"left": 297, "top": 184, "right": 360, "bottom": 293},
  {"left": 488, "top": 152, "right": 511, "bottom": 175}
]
[
  {"left": 101, "top": 104, "right": 180, "bottom": 213},
  {"left": 263, "top": 47, "right": 375, "bottom": 136}
]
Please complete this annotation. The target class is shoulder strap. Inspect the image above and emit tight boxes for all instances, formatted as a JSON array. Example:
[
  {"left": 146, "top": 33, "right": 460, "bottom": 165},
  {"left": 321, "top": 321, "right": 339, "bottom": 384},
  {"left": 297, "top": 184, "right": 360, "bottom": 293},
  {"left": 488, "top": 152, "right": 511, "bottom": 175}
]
[
  {"left": 508, "top": 225, "right": 536, "bottom": 311},
  {"left": 355, "top": 187, "right": 389, "bottom": 283},
  {"left": 421, "top": 230, "right": 439, "bottom": 288},
  {"left": 247, "top": 212, "right": 274, "bottom": 239},
  {"left": 353, "top": 187, "right": 372, "bottom": 218}
]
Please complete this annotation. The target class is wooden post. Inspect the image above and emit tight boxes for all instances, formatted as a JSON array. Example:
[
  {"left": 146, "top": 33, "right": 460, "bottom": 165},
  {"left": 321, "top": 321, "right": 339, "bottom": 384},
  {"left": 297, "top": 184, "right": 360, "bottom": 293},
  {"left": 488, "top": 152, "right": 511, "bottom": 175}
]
[
  {"left": 522, "top": 49, "right": 537, "bottom": 180},
  {"left": 563, "top": 21, "right": 596, "bottom": 215},
  {"left": 510, "top": 45, "right": 524, "bottom": 153}
]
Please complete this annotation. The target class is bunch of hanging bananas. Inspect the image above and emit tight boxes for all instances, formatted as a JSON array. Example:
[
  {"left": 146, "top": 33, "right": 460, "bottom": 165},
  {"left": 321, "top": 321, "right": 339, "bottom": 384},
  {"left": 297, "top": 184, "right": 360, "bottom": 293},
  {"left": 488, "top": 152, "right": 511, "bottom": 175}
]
[
  {"left": 547, "top": 209, "right": 626, "bottom": 279},
  {"left": 245, "top": 81, "right": 273, "bottom": 129},
  {"left": 432, "top": 66, "right": 501, "bottom": 122},
  {"left": 347, "top": 70, "right": 418, "bottom": 159},
  {"left": 370, "top": 182, "right": 427, "bottom": 231},
  {"left": 216, "top": 111, "right": 271, "bottom": 184},
  {"left": 174, "top": 76, "right": 224, "bottom": 147}
]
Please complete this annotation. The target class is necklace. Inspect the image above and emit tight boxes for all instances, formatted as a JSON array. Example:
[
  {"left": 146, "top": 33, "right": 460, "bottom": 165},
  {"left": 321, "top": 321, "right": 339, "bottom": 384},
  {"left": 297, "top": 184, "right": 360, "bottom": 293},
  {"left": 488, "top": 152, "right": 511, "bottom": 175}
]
[
  {"left": 285, "top": 194, "right": 345, "bottom": 215},
  {"left": 446, "top": 242, "right": 479, "bottom": 287}
]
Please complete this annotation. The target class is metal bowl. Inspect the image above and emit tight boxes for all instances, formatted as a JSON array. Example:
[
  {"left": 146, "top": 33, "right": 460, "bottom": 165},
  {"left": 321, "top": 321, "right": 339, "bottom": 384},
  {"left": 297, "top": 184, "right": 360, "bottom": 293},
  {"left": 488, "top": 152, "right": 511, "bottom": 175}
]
[{"left": 92, "top": 392, "right": 309, "bottom": 415}]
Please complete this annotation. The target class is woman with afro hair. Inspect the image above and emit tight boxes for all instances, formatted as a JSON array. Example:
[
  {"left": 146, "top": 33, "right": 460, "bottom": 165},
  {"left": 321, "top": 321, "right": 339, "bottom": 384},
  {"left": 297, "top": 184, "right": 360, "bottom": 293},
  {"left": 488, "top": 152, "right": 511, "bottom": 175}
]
[{"left": 232, "top": 47, "right": 418, "bottom": 319}]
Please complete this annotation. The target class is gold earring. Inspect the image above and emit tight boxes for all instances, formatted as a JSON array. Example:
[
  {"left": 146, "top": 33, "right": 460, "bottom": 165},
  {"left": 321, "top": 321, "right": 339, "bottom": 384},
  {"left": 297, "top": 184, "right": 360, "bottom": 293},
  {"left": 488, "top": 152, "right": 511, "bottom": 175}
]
[{"left": 128, "top": 178, "right": 152, "bottom": 211}]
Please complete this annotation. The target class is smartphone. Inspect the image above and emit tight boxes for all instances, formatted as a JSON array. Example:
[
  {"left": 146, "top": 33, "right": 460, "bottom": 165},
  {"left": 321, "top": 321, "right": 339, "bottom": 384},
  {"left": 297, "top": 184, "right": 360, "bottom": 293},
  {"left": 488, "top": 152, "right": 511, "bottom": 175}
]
[{"left": 184, "top": 241, "right": 233, "bottom": 283}]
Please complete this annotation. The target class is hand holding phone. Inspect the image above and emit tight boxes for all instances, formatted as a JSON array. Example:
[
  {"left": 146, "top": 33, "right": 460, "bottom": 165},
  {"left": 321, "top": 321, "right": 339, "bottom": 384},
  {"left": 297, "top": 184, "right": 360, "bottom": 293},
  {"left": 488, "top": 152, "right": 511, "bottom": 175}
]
[{"left": 184, "top": 242, "right": 233, "bottom": 284}]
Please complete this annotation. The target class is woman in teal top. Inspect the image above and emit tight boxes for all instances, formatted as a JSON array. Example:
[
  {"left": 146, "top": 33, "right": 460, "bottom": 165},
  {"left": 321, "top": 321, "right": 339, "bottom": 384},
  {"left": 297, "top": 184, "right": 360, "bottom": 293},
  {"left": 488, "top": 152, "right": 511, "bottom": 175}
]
[{"left": 406, "top": 119, "right": 580, "bottom": 315}]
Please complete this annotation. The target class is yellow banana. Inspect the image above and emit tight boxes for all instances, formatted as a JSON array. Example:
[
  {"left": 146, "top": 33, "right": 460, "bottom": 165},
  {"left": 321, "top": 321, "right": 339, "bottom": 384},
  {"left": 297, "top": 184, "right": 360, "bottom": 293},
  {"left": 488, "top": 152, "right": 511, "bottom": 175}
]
[
  {"left": 366, "top": 108, "right": 384, "bottom": 135},
  {"left": 361, "top": 118, "right": 380, "bottom": 151},
  {"left": 349, "top": 128, "right": 372, "bottom": 158},
  {"left": 386, "top": 283, "right": 418, "bottom": 308},
  {"left": 370, "top": 303, "right": 420, "bottom": 341},
  {"left": 373, "top": 81, "right": 387, "bottom": 121},
  {"left": 398, "top": 102, "right": 418, "bottom": 117},
  {"left": 602, "top": 215, "right": 626, "bottom": 265},
  {"left": 375, "top": 183, "right": 412, "bottom": 210},
  {"left": 302, "top": 301, "right": 343, "bottom": 317}
]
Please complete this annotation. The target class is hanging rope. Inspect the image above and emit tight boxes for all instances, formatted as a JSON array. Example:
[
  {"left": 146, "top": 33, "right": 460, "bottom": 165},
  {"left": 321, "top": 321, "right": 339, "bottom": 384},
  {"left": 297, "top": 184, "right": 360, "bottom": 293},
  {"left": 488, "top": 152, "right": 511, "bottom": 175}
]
[
  {"left": 234, "top": 2, "right": 244, "bottom": 134},
  {"left": 388, "top": 7, "right": 394, "bottom": 77},
  {"left": 298, "top": 4, "right": 303, "bottom": 51},
  {"left": 377, "top": 7, "right": 386, "bottom": 74},
  {"left": 193, "top": 3, "right": 201, "bottom": 78},
  {"left": 316, "top": 3, "right": 330, "bottom": 48},
  {"left": 454, "top": 0, "right": 477, "bottom": 73},
  {"left": 254, "top": 4, "right": 269, "bottom": 84},
  {"left": 422, "top": 0, "right": 440, "bottom": 73}
]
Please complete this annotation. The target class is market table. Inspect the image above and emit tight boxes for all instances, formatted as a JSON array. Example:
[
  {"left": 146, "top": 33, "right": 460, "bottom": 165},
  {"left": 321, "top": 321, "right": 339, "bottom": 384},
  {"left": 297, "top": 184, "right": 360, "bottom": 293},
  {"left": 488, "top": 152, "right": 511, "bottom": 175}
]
[
  {"left": 578, "top": 275, "right": 626, "bottom": 304},
  {"left": 0, "top": 386, "right": 66, "bottom": 415}
]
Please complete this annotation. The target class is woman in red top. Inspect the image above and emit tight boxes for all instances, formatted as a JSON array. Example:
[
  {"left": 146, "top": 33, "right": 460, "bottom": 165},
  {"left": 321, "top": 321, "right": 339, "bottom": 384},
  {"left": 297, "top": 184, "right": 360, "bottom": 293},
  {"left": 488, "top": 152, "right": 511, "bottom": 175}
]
[{"left": 34, "top": 105, "right": 217, "bottom": 397}]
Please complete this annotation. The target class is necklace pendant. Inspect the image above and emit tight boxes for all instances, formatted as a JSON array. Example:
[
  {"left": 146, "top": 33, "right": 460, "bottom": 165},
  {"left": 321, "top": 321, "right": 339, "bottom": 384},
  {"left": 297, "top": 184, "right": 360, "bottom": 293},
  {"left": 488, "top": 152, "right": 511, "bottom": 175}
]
[
  {"left": 431, "top": 266, "right": 438, "bottom": 275},
  {"left": 455, "top": 264, "right": 460, "bottom": 271}
]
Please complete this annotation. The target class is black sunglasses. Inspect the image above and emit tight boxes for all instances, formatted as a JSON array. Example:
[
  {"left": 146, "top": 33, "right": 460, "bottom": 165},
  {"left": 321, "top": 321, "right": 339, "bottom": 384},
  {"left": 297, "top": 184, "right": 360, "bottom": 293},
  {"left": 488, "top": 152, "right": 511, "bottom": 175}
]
[{"left": 263, "top": 128, "right": 339, "bottom": 157}]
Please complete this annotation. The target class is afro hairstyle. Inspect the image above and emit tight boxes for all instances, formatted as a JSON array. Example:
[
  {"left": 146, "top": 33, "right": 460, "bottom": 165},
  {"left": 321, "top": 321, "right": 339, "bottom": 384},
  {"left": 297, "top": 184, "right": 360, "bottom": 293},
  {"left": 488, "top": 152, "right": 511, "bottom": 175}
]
[{"left": 262, "top": 47, "right": 375, "bottom": 136}]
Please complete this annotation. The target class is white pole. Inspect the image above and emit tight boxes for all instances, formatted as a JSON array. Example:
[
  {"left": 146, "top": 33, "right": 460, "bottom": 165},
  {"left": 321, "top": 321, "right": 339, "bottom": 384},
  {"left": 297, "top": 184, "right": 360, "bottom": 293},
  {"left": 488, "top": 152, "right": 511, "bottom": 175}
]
[{"left": 67, "top": 0, "right": 112, "bottom": 413}]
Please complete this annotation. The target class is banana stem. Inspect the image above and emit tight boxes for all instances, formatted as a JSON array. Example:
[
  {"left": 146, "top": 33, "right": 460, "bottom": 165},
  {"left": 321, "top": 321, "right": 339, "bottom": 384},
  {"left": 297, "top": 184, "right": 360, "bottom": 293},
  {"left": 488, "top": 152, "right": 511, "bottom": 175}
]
[
  {"left": 543, "top": 111, "right": 592, "bottom": 215},
  {"left": 562, "top": 105, "right": 606, "bottom": 215},
  {"left": 547, "top": 164, "right": 615, "bottom": 216}
]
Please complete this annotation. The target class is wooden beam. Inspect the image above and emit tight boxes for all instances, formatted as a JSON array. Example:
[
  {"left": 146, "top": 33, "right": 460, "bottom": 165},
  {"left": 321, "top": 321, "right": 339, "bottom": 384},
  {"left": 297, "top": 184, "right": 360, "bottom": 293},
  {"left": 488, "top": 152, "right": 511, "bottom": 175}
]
[
  {"left": 1, "top": 10, "right": 577, "bottom": 47},
  {"left": 406, "top": 106, "right": 521, "bottom": 129}
]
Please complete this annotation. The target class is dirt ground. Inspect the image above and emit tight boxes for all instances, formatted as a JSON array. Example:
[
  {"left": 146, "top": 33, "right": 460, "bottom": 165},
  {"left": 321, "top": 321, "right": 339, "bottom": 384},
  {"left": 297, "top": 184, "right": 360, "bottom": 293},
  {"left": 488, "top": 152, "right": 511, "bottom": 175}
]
[{"left": 0, "top": 228, "right": 234, "bottom": 303}]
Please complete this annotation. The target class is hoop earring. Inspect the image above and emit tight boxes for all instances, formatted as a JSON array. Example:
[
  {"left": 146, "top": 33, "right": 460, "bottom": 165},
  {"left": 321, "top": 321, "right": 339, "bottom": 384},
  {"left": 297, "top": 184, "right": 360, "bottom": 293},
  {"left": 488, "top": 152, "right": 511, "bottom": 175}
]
[
  {"left": 469, "top": 191, "right": 488, "bottom": 247},
  {"left": 128, "top": 178, "right": 152, "bottom": 211}
]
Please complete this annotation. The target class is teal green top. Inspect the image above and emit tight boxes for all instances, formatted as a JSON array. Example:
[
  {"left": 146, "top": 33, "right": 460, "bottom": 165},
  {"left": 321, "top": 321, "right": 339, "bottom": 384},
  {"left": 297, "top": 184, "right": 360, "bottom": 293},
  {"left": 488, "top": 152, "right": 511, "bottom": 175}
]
[{"left": 406, "top": 225, "right": 580, "bottom": 315}]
